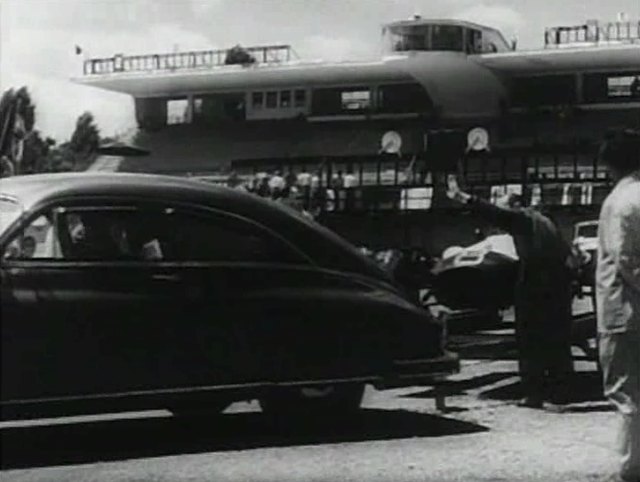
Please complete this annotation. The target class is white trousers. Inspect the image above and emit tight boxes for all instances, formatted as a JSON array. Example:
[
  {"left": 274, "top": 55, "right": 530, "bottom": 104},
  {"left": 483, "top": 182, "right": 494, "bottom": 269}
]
[{"left": 600, "top": 330, "right": 640, "bottom": 481}]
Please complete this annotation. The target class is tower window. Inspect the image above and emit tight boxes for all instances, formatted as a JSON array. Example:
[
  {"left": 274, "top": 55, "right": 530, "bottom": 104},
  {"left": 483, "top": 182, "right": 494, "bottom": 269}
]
[
  {"left": 341, "top": 90, "right": 371, "bottom": 110},
  {"left": 294, "top": 89, "right": 307, "bottom": 107},
  {"left": 252, "top": 92, "right": 264, "bottom": 109},
  {"left": 167, "top": 98, "right": 189, "bottom": 125},
  {"left": 266, "top": 91, "right": 278, "bottom": 108},
  {"left": 280, "top": 90, "right": 291, "bottom": 108}
]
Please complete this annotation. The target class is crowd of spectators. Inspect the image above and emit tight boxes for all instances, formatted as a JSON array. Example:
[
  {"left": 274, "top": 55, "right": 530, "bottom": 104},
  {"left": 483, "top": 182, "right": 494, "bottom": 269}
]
[{"left": 226, "top": 168, "right": 360, "bottom": 217}]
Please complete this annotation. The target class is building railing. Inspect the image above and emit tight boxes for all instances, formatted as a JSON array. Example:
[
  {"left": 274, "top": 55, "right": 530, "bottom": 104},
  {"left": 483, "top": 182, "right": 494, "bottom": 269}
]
[
  {"left": 185, "top": 145, "right": 612, "bottom": 214},
  {"left": 82, "top": 44, "right": 295, "bottom": 76},
  {"left": 545, "top": 20, "right": 640, "bottom": 47}
]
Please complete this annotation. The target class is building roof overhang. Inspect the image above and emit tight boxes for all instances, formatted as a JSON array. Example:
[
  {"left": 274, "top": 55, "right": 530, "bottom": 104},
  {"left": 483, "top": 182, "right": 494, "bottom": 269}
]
[
  {"left": 73, "top": 59, "right": 413, "bottom": 97},
  {"left": 474, "top": 44, "right": 640, "bottom": 76}
]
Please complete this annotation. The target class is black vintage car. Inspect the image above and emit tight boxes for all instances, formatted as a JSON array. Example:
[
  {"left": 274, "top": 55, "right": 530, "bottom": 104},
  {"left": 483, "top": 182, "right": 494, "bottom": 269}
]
[{"left": 0, "top": 173, "right": 458, "bottom": 421}]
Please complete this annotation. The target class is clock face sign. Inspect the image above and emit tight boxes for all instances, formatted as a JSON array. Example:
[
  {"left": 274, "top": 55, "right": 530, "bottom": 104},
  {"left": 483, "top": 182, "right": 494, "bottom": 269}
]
[
  {"left": 381, "top": 131, "right": 402, "bottom": 154},
  {"left": 467, "top": 127, "right": 489, "bottom": 151}
]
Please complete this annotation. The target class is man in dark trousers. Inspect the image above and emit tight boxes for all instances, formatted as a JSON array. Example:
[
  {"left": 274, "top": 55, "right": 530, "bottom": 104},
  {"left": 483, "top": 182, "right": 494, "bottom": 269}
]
[{"left": 447, "top": 176, "right": 575, "bottom": 408}]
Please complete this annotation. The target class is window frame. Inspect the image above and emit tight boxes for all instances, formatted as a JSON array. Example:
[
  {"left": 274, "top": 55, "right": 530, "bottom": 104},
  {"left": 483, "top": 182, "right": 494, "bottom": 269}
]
[
  {"left": 511, "top": 74, "right": 578, "bottom": 107},
  {"left": 582, "top": 72, "right": 640, "bottom": 103},
  {"left": 251, "top": 91, "right": 264, "bottom": 110},
  {"left": 340, "top": 89, "right": 372, "bottom": 111},
  {"left": 1, "top": 197, "right": 314, "bottom": 268},
  {"left": 294, "top": 89, "right": 307, "bottom": 108},
  {"left": 279, "top": 90, "right": 291, "bottom": 108},
  {"left": 166, "top": 97, "right": 190, "bottom": 125},
  {"left": 265, "top": 91, "right": 278, "bottom": 109},
  {"left": 157, "top": 204, "right": 313, "bottom": 266},
  {"left": 431, "top": 24, "right": 464, "bottom": 52}
]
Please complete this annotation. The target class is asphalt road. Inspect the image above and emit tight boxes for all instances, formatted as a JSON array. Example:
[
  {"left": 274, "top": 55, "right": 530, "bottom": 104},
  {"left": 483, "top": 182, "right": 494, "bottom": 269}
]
[{"left": 1, "top": 346, "right": 619, "bottom": 482}]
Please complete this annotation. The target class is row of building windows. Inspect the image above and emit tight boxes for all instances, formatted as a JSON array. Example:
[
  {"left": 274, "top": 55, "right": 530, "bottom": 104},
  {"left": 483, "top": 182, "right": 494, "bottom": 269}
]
[
  {"left": 251, "top": 89, "right": 307, "bottom": 110},
  {"left": 143, "top": 70, "right": 638, "bottom": 127},
  {"left": 155, "top": 82, "right": 433, "bottom": 126},
  {"left": 511, "top": 72, "right": 640, "bottom": 107}
]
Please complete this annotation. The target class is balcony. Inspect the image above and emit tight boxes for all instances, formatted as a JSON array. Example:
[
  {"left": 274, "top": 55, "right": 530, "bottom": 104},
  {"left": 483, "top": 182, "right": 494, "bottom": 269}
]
[
  {"left": 544, "top": 20, "right": 640, "bottom": 48},
  {"left": 82, "top": 44, "right": 296, "bottom": 76}
]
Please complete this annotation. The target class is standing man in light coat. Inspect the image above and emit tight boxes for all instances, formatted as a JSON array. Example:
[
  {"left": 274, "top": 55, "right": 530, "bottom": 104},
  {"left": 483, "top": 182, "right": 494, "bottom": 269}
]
[{"left": 596, "top": 128, "right": 640, "bottom": 482}]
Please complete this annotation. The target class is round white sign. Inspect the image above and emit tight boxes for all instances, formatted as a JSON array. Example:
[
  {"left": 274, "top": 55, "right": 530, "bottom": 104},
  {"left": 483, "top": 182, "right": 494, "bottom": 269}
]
[
  {"left": 467, "top": 127, "right": 490, "bottom": 152},
  {"left": 381, "top": 131, "right": 402, "bottom": 154}
]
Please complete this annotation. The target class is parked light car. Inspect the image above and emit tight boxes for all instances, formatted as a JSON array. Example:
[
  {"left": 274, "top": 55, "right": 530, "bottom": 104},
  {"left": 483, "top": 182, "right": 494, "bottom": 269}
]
[
  {"left": 0, "top": 173, "right": 458, "bottom": 421},
  {"left": 572, "top": 220, "right": 599, "bottom": 288},
  {"left": 432, "top": 234, "right": 519, "bottom": 310}
]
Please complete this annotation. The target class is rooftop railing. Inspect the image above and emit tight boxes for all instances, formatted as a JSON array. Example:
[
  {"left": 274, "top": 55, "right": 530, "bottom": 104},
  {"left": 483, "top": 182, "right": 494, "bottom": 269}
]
[
  {"left": 545, "top": 20, "right": 640, "bottom": 47},
  {"left": 82, "top": 44, "right": 296, "bottom": 76}
]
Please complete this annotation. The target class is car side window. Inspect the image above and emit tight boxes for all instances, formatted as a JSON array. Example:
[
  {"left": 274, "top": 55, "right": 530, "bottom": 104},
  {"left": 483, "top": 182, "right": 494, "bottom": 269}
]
[
  {"left": 3, "top": 214, "right": 63, "bottom": 260},
  {"left": 165, "top": 210, "right": 306, "bottom": 264},
  {"left": 60, "top": 208, "right": 169, "bottom": 261},
  {"left": 3, "top": 204, "right": 307, "bottom": 265},
  {"left": 3, "top": 206, "right": 170, "bottom": 262}
]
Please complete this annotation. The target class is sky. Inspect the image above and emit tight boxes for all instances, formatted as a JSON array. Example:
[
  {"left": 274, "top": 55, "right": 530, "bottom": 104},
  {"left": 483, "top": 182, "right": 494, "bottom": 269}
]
[{"left": 1, "top": 0, "right": 638, "bottom": 141}]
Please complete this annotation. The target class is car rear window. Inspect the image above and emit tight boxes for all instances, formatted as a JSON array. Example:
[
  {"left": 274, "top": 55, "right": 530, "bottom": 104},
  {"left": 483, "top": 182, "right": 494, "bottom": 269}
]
[
  {"left": 577, "top": 224, "right": 598, "bottom": 238},
  {"left": 0, "top": 196, "right": 23, "bottom": 235}
]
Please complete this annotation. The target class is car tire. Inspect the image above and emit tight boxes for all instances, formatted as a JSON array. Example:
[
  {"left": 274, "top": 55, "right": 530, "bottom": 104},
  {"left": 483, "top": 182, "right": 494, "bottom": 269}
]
[{"left": 258, "top": 383, "right": 365, "bottom": 419}]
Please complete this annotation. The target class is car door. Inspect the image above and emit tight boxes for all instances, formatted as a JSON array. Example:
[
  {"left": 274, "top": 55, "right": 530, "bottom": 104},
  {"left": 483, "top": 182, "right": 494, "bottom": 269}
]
[
  {"left": 154, "top": 206, "right": 371, "bottom": 386},
  {"left": 1, "top": 212, "right": 59, "bottom": 403},
  {"left": 1, "top": 201, "right": 193, "bottom": 402}
]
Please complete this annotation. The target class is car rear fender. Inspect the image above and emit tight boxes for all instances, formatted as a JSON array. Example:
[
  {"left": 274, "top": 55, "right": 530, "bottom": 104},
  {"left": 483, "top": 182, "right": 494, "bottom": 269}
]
[{"left": 243, "top": 279, "right": 445, "bottom": 360}]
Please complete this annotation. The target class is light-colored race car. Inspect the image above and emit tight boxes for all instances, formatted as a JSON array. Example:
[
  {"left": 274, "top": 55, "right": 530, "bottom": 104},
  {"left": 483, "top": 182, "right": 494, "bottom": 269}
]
[{"left": 572, "top": 220, "right": 599, "bottom": 289}]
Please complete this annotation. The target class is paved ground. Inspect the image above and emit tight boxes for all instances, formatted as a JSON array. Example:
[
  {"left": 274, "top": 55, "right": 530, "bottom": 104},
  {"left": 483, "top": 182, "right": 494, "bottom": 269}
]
[
  {"left": 1, "top": 350, "right": 619, "bottom": 482},
  {"left": 0, "top": 298, "right": 611, "bottom": 482}
]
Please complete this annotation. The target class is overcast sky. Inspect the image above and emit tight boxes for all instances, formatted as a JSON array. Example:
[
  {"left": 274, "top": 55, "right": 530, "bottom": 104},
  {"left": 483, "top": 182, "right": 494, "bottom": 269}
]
[{"left": 1, "top": 0, "right": 638, "bottom": 140}]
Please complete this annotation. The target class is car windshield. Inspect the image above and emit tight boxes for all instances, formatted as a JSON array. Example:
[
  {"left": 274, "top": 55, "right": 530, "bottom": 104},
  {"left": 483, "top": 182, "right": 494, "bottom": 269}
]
[
  {"left": 577, "top": 224, "right": 598, "bottom": 238},
  {"left": 0, "top": 196, "right": 24, "bottom": 235}
]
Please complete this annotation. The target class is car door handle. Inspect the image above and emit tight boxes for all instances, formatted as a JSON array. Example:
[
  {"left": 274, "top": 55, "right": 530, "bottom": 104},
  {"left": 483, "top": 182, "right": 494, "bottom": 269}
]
[{"left": 151, "top": 273, "right": 181, "bottom": 282}]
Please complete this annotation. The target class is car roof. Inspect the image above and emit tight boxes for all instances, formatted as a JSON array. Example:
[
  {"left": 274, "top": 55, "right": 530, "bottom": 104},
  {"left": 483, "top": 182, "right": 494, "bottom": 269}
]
[
  {"left": 0, "top": 172, "right": 395, "bottom": 286},
  {"left": 0, "top": 172, "right": 247, "bottom": 209}
]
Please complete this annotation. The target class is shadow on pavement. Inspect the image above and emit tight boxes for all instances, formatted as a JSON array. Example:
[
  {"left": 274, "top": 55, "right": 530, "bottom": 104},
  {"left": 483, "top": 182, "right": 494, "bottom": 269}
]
[
  {"left": 402, "top": 372, "right": 519, "bottom": 399},
  {"left": 479, "top": 371, "right": 607, "bottom": 405},
  {"left": 0, "top": 408, "right": 488, "bottom": 470},
  {"left": 448, "top": 334, "right": 518, "bottom": 360}
]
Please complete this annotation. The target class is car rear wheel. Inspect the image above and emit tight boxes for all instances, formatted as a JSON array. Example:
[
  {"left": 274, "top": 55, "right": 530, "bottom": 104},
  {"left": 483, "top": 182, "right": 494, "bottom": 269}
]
[{"left": 258, "top": 383, "right": 365, "bottom": 419}]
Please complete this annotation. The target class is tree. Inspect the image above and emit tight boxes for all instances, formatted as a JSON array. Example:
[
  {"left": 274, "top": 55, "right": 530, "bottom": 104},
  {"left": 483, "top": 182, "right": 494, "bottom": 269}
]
[
  {"left": 21, "top": 130, "right": 50, "bottom": 174},
  {"left": 225, "top": 45, "right": 256, "bottom": 65},
  {"left": 0, "top": 86, "right": 36, "bottom": 175},
  {"left": 0, "top": 89, "right": 17, "bottom": 160},
  {"left": 69, "top": 111, "right": 100, "bottom": 170},
  {"left": 15, "top": 87, "right": 35, "bottom": 132}
]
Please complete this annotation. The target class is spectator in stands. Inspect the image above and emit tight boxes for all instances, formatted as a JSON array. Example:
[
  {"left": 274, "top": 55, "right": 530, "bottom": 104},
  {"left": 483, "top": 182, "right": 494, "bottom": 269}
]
[
  {"left": 343, "top": 169, "right": 356, "bottom": 187},
  {"left": 447, "top": 175, "right": 575, "bottom": 410},
  {"left": 226, "top": 171, "right": 242, "bottom": 189},
  {"left": 297, "top": 169, "right": 312, "bottom": 210},
  {"left": 256, "top": 174, "right": 270, "bottom": 198},
  {"left": 310, "top": 173, "right": 324, "bottom": 217},
  {"left": 630, "top": 76, "right": 639, "bottom": 98},
  {"left": 331, "top": 171, "right": 345, "bottom": 189},
  {"left": 330, "top": 171, "right": 344, "bottom": 210},
  {"left": 311, "top": 172, "right": 321, "bottom": 189},
  {"left": 596, "top": 128, "right": 640, "bottom": 482},
  {"left": 343, "top": 168, "right": 358, "bottom": 211},
  {"left": 269, "top": 170, "right": 286, "bottom": 199},
  {"left": 285, "top": 170, "right": 297, "bottom": 189}
]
